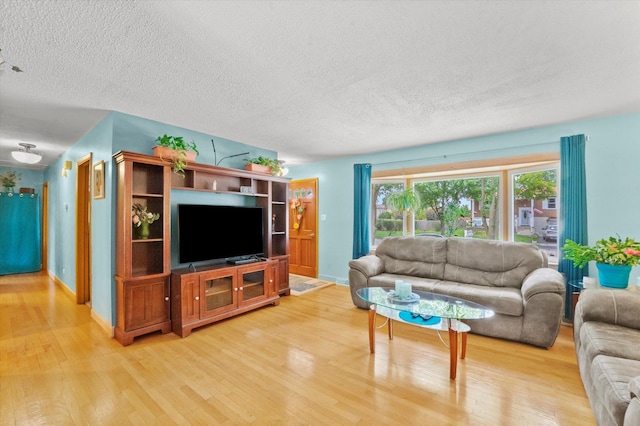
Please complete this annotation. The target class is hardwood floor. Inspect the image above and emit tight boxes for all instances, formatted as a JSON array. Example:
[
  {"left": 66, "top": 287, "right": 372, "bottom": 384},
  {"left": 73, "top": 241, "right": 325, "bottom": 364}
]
[{"left": 1, "top": 272, "right": 594, "bottom": 425}]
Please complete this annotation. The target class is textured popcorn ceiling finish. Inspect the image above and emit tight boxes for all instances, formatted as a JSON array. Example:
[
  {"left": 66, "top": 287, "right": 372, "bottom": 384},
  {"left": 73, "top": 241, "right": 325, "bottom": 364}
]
[{"left": 1, "top": 1, "right": 639, "bottom": 167}]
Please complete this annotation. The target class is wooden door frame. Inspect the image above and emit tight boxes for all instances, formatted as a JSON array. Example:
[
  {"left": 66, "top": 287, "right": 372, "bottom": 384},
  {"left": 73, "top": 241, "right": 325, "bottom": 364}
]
[
  {"left": 41, "top": 182, "right": 48, "bottom": 272},
  {"left": 76, "top": 154, "right": 92, "bottom": 305},
  {"left": 289, "top": 178, "right": 319, "bottom": 278}
]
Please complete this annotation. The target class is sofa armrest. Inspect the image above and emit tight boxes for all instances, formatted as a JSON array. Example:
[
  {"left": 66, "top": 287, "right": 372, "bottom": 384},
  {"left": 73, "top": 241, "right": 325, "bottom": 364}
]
[
  {"left": 577, "top": 289, "right": 640, "bottom": 330},
  {"left": 626, "top": 376, "right": 640, "bottom": 426},
  {"left": 348, "top": 255, "right": 385, "bottom": 279},
  {"left": 521, "top": 268, "right": 565, "bottom": 301},
  {"left": 348, "top": 255, "right": 385, "bottom": 309},
  {"left": 631, "top": 376, "right": 640, "bottom": 399}
]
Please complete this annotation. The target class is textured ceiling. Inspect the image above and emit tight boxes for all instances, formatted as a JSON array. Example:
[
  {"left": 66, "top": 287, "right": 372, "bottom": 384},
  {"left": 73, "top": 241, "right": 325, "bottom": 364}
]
[{"left": 1, "top": 1, "right": 639, "bottom": 169}]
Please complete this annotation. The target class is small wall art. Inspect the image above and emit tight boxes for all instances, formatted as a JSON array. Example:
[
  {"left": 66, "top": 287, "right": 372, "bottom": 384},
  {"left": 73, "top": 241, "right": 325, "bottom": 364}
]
[{"left": 93, "top": 160, "right": 105, "bottom": 199}]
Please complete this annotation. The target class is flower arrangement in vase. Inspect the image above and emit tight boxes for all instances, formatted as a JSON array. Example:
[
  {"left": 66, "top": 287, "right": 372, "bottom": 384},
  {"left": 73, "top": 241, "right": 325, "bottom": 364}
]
[
  {"left": 131, "top": 203, "right": 160, "bottom": 239},
  {"left": 563, "top": 236, "right": 640, "bottom": 288},
  {"left": 1, "top": 170, "right": 20, "bottom": 192}
]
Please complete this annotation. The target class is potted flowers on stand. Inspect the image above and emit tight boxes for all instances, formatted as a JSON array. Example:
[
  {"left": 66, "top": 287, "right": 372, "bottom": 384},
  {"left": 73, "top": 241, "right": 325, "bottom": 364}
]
[
  {"left": 563, "top": 236, "right": 640, "bottom": 288},
  {"left": 131, "top": 203, "right": 160, "bottom": 240}
]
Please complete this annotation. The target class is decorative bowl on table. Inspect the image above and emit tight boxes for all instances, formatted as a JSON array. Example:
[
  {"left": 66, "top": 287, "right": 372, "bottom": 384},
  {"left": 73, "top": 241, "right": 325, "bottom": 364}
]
[{"left": 387, "top": 289, "right": 420, "bottom": 304}]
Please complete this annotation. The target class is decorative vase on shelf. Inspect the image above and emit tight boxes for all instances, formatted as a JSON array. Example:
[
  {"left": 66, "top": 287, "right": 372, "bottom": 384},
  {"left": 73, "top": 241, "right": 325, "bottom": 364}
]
[
  {"left": 596, "top": 263, "right": 632, "bottom": 288},
  {"left": 137, "top": 222, "right": 150, "bottom": 240}
]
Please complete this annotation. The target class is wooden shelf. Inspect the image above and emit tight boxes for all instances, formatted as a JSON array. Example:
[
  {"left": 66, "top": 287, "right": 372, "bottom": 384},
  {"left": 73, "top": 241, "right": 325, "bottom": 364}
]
[
  {"left": 205, "top": 289, "right": 230, "bottom": 297},
  {"left": 113, "top": 151, "right": 172, "bottom": 346},
  {"left": 174, "top": 187, "right": 269, "bottom": 197}
]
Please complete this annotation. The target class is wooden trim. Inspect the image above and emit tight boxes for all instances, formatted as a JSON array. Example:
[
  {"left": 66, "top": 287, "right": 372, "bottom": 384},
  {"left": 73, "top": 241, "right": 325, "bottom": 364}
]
[
  {"left": 90, "top": 309, "right": 114, "bottom": 337},
  {"left": 50, "top": 271, "right": 75, "bottom": 301},
  {"left": 41, "top": 182, "right": 48, "bottom": 271},
  {"left": 372, "top": 152, "right": 559, "bottom": 179},
  {"left": 372, "top": 152, "right": 560, "bottom": 242},
  {"left": 501, "top": 170, "right": 509, "bottom": 241},
  {"left": 75, "top": 153, "right": 92, "bottom": 305}
]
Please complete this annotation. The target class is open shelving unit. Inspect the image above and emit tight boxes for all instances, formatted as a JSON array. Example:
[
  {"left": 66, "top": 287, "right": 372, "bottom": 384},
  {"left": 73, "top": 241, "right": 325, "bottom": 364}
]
[
  {"left": 113, "top": 152, "right": 172, "bottom": 346},
  {"left": 113, "top": 150, "right": 290, "bottom": 344}
]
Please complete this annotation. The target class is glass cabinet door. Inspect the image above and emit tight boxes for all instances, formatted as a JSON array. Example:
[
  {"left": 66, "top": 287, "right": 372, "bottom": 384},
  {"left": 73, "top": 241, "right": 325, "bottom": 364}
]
[
  {"left": 239, "top": 266, "right": 268, "bottom": 305},
  {"left": 201, "top": 271, "right": 236, "bottom": 317}
]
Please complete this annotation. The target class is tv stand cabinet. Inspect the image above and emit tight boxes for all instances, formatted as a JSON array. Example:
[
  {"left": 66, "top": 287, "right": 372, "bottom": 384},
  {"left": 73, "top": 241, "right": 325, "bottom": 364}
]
[
  {"left": 113, "top": 150, "right": 289, "bottom": 345},
  {"left": 171, "top": 260, "right": 280, "bottom": 338}
]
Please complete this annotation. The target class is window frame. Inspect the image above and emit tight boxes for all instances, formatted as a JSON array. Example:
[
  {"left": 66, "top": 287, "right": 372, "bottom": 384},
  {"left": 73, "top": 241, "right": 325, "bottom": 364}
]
[{"left": 370, "top": 153, "right": 560, "bottom": 263}]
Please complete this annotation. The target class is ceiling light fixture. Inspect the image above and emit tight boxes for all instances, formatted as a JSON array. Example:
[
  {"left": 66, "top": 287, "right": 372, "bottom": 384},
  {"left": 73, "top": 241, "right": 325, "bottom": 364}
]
[{"left": 11, "top": 143, "right": 42, "bottom": 164}]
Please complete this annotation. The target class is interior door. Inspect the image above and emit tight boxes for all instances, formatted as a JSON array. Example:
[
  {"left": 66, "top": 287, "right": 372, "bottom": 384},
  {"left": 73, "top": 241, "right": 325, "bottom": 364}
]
[
  {"left": 288, "top": 178, "right": 318, "bottom": 277},
  {"left": 76, "top": 154, "right": 92, "bottom": 305}
]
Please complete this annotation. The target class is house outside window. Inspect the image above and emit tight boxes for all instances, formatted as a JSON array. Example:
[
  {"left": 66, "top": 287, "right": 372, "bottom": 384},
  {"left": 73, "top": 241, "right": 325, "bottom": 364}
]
[{"left": 543, "top": 196, "right": 557, "bottom": 209}]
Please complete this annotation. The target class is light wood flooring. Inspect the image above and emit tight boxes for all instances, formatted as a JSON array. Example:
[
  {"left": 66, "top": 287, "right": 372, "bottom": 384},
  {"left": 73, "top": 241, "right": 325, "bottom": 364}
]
[{"left": 1, "top": 272, "right": 594, "bottom": 425}]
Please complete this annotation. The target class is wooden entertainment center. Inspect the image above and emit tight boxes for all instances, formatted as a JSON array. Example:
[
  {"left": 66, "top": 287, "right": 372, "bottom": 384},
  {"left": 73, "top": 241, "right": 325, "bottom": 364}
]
[{"left": 113, "top": 151, "right": 289, "bottom": 345}]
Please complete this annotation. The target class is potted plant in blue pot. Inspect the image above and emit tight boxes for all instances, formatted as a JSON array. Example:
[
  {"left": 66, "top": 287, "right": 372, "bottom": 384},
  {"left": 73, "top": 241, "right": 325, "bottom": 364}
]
[{"left": 563, "top": 236, "right": 640, "bottom": 288}]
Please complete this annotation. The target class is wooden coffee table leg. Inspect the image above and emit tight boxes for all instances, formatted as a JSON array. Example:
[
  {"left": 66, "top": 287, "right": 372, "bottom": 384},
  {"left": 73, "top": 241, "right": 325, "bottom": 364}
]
[
  {"left": 449, "top": 326, "right": 458, "bottom": 380},
  {"left": 368, "top": 305, "right": 376, "bottom": 353},
  {"left": 461, "top": 332, "right": 467, "bottom": 359},
  {"left": 388, "top": 318, "right": 393, "bottom": 340}
]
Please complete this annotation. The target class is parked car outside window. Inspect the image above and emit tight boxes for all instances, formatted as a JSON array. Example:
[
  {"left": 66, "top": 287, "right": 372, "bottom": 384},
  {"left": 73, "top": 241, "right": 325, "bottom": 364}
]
[{"left": 543, "top": 219, "right": 558, "bottom": 241}]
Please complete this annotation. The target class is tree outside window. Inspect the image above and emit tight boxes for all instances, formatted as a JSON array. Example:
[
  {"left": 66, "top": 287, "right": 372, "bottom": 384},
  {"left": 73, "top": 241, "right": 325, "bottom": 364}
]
[
  {"left": 414, "top": 176, "right": 500, "bottom": 239},
  {"left": 512, "top": 169, "right": 558, "bottom": 259}
]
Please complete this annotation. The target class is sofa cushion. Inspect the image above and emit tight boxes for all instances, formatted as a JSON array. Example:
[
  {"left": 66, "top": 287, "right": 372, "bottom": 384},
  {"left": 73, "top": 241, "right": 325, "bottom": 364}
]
[
  {"left": 580, "top": 322, "right": 640, "bottom": 367},
  {"left": 375, "top": 236, "right": 447, "bottom": 279},
  {"left": 444, "top": 238, "right": 546, "bottom": 288},
  {"left": 591, "top": 356, "right": 640, "bottom": 426},
  {"left": 435, "top": 281, "right": 523, "bottom": 316}
]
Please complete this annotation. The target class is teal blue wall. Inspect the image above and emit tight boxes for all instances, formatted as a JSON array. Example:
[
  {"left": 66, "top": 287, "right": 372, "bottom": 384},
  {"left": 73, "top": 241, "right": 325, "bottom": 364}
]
[
  {"left": 42, "top": 112, "right": 277, "bottom": 327},
  {"left": 288, "top": 112, "right": 640, "bottom": 286},
  {"left": 44, "top": 114, "right": 114, "bottom": 322},
  {"left": 24, "top": 110, "right": 640, "bottom": 329},
  {"left": 112, "top": 112, "right": 271, "bottom": 170}
]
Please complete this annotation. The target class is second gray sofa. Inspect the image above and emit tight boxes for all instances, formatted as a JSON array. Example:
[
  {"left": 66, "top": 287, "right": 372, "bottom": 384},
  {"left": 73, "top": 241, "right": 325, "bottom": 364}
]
[
  {"left": 348, "top": 236, "right": 565, "bottom": 348},
  {"left": 574, "top": 289, "right": 640, "bottom": 426}
]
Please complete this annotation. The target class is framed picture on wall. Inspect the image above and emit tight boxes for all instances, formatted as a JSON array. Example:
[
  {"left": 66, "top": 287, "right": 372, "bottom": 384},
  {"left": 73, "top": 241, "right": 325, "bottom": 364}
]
[{"left": 93, "top": 160, "right": 105, "bottom": 199}]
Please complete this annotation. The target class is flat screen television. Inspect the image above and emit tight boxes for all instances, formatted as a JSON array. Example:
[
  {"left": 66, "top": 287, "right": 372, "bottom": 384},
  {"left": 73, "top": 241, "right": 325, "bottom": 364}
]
[{"left": 178, "top": 204, "right": 264, "bottom": 264}]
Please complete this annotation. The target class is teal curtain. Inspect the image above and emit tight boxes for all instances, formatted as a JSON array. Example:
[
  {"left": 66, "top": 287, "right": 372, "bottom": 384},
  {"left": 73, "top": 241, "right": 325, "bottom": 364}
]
[
  {"left": 557, "top": 134, "right": 588, "bottom": 319},
  {"left": 353, "top": 164, "right": 371, "bottom": 259},
  {"left": 0, "top": 193, "right": 41, "bottom": 275}
]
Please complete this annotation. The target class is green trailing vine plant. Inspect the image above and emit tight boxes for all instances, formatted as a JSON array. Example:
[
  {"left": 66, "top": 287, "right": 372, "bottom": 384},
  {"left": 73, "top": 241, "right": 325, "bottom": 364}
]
[{"left": 155, "top": 134, "right": 198, "bottom": 176}]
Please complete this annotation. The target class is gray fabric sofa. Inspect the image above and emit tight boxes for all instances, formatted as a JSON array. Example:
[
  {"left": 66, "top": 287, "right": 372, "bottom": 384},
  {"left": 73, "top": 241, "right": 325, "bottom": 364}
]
[
  {"left": 574, "top": 289, "right": 640, "bottom": 426},
  {"left": 348, "top": 236, "right": 565, "bottom": 348}
]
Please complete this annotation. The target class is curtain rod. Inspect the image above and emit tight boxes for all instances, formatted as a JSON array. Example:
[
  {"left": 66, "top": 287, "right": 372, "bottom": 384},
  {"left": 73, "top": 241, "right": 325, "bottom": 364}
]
[{"left": 371, "top": 140, "right": 563, "bottom": 168}]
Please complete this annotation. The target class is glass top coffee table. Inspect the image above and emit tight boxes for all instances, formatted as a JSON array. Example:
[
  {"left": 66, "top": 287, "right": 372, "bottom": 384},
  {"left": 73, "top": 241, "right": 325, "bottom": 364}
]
[{"left": 356, "top": 287, "right": 494, "bottom": 380}]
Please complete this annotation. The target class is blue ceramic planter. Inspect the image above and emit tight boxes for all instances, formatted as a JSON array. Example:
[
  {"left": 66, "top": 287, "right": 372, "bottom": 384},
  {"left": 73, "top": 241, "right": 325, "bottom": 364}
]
[{"left": 596, "top": 263, "right": 632, "bottom": 288}]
